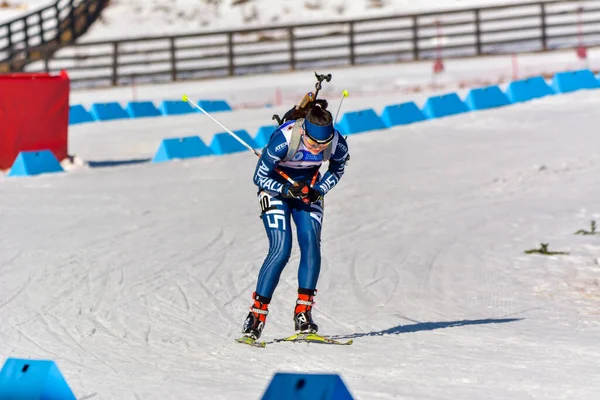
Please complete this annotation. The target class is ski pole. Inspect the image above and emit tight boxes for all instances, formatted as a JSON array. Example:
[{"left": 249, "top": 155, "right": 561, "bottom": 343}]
[
  {"left": 182, "top": 94, "right": 302, "bottom": 188},
  {"left": 183, "top": 95, "right": 260, "bottom": 157},
  {"left": 334, "top": 90, "right": 349, "bottom": 124}
]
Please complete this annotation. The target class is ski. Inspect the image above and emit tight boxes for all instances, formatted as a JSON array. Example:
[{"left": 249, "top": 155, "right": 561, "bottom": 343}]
[
  {"left": 274, "top": 333, "right": 353, "bottom": 345},
  {"left": 235, "top": 336, "right": 267, "bottom": 348}
]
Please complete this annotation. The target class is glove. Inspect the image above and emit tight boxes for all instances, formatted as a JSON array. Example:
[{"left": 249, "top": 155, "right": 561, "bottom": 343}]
[
  {"left": 305, "top": 186, "right": 323, "bottom": 203},
  {"left": 281, "top": 182, "right": 310, "bottom": 200},
  {"left": 281, "top": 182, "right": 323, "bottom": 204}
]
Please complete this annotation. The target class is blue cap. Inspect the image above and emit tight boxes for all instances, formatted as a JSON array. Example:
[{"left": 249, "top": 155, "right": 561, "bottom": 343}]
[{"left": 303, "top": 119, "right": 334, "bottom": 143}]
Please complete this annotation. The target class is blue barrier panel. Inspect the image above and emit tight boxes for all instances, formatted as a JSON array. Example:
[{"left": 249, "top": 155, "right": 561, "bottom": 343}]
[
  {"left": 7, "top": 150, "right": 64, "bottom": 177},
  {"left": 89, "top": 102, "right": 129, "bottom": 121},
  {"left": 254, "top": 125, "right": 278, "bottom": 148},
  {"left": 422, "top": 93, "right": 469, "bottom": 119},
  {"left": 126, "top": 101, "right": 161, "bottom": 118},
  {"left": 337, "top": 108, "right": 386, "bottom": 135},
  {"left": 380, "top": 102, "right": 426, "bottom": 127},
  {"left": 551, "top": 69, "right": 600, "bottom": 93},
  {"left": 0, "top": 358, "right": 76, "bottom": 400},
  {"left": 209, "top": 130, "right": 257, "bottom": 155},
  {"left": 69, "top": 104, "right": 95, "bottom": 125},
  {"left": 158, "top": 100, "right": 196, "bottom": 115},
  {"left": 197, "top": 99, "right": 232, "bottom": 112},
  {"left": 152, "top": 136, "right": 212, "bottom": 163},
  {"left": 261, "top": 373, "right": 354, "bottom": 400},
  {"left": 505, "top": 76, "right": 554, "bottom": 103},
  {"left": 464, "top": 85, "right": 511, "bottom": 111}
]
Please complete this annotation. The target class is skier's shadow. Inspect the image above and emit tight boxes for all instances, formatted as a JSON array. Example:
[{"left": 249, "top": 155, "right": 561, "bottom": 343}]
[{"left": 331, "top": 318, "right": 523, "bottom": 340}]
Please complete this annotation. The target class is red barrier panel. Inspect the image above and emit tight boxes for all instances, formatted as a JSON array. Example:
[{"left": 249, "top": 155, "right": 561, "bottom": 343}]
[{"left": 0, "top": 71, "right": 70, "bottom": 170}]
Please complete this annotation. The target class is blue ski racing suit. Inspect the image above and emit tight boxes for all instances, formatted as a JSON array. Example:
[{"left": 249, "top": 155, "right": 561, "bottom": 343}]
[{"left": 252, "top": 119, "right": 350, "bottom": 298}]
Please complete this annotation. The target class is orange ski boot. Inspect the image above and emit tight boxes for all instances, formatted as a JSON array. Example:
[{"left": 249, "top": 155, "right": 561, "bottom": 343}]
[
  {"left": 242, "top": 292, "right": 270, "bottom": 340},
  {"left": 294, "top": 288, "right": 318, "bottom": 333}
]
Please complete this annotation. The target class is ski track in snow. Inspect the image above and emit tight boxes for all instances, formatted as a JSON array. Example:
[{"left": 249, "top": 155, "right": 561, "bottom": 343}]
[{"left": 1, "top": 73, "right": 600, "bottom": 398}]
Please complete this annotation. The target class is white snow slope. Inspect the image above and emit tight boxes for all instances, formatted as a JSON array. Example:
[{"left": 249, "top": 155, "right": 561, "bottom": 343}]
[{"left": 1, "top": 66, "right": 600, "bottom": 399}]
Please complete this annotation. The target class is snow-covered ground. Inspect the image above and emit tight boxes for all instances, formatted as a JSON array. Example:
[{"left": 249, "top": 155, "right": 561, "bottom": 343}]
[
  {"left": 2, "top": 1, "right": 600, "bottom": 399},
  {"left": 1, "top": 61, "right": 600, "bottom": 399}
]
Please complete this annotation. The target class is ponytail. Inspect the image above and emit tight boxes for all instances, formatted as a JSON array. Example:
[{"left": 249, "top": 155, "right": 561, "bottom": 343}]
[
  {"left": 306, "top": 101, "right": 333, "bottom": 127},
  {"left": 284, "top": 99, "right": 329, "bottom": 122}
]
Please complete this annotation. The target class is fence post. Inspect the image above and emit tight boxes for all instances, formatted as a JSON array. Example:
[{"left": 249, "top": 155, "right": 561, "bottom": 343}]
[
  {"left": 474, "top": 9, "right": 482, "bottom": 55},
  {"left": 349, "top": 21, "right": 356, "bottom": 65},
  {"left": 69, "top": 0, "right": 76, "bottom": 40},
  {"left": 54, "top": 1, "right": 61, "bottom": 42},
  {"left": 540, "top": 2, "right": 547, "bottom": 51},
  {"left": 111, "top": 42, "right": 119, "bottom": 86},
  {"left": 170, "top": 37, "right": 177, "bottom": 81},
  {"left": 7, "top": 22, "right": 13, "bottom": 59},
  {"left": 412, "top": 15, "right": 419, "bottom": 60},
  {"left": 38, "top": 11, "right": 45, "bottom": 45},
  {"left": 82, "top": 2, "right": 90, "bottom": 33},
  {"left": 227, "top": 32, "right": 234, "bottom": 76},
  {"left": 44, "top": 52, "right": 50, "bottom": 73},
  {"left": 22, "top": 16, "right": 30, "bottom": 60},
  {"left": 288, "top": 27, "right": 296, "bottom": 70}
]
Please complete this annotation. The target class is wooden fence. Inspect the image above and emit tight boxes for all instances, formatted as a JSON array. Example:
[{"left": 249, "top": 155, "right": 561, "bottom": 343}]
[
  {"left": 16, "top": 0, "right": 600, "bottom": 88},
  {"left": 0, "top": 0, "right": 108, "bottom": 72}
]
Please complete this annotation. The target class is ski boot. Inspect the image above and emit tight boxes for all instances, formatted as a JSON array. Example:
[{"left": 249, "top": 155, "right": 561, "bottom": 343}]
[
  {"left": 242, "top": 292, "right": 270, "bottom": 340},
  {"left": 294, "top": 288, "right": 318, "bottom": 333}
]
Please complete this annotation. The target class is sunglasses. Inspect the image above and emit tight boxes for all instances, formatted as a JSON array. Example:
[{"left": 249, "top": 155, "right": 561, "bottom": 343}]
[{"left": 303, "top": 133, "right": 332, "bottom": 151}]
